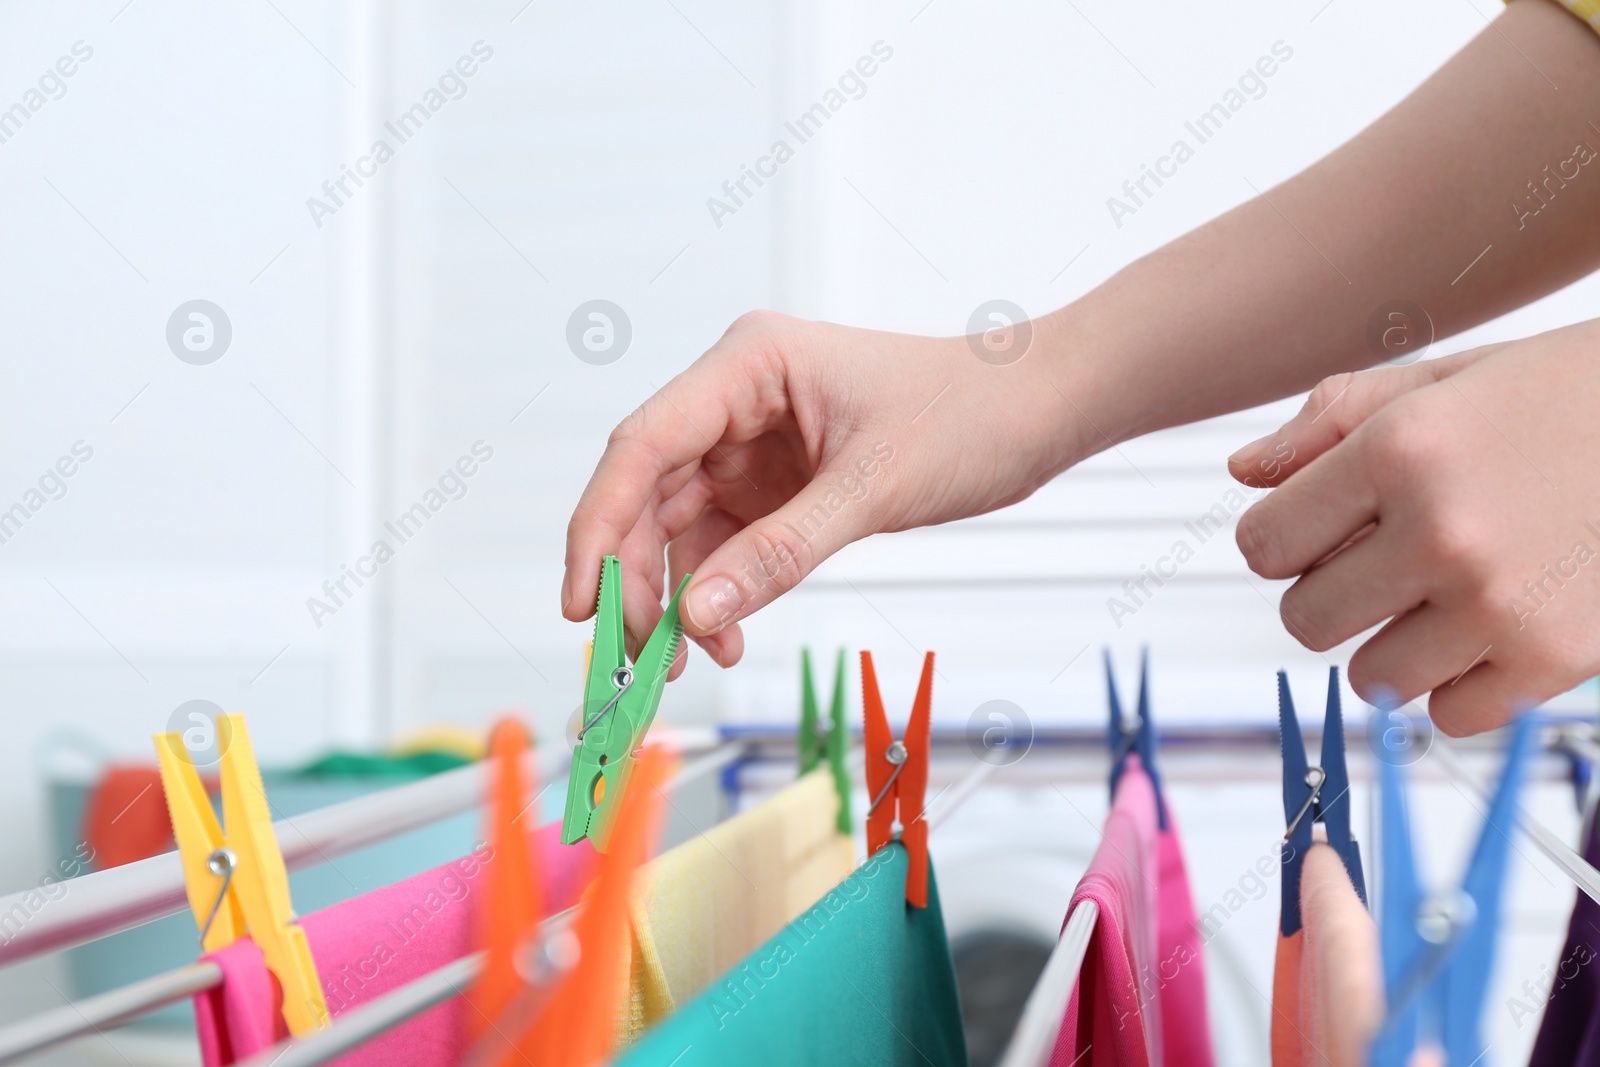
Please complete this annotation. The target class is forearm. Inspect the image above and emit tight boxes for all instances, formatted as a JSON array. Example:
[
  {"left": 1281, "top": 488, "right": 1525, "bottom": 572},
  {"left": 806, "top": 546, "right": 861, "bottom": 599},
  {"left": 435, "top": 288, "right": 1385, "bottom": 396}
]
[{"left": 1050, "top": 0, "right": 1600, "bottom": 450}]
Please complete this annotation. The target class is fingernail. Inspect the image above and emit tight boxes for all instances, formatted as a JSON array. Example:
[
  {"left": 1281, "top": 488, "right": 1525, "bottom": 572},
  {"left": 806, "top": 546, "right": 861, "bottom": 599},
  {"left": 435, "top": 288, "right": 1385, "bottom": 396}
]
[
  {"left": 1228, "top": 433, "right": 1276, "bottom": 467},
  {"left": 684, "top": 577, "right": 743, "bottom": 634}
]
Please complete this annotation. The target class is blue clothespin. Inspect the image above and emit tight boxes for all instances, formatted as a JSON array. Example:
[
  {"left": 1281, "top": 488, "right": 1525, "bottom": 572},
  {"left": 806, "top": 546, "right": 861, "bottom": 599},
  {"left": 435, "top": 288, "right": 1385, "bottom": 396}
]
[
  {"left": 1569, "top": 747, "right": 1592, "bottom": 814},
  {"left": 1370, "top": 712, "right": 1537, "bottom": 1067},
  {"left": 1106, "top": 648, "right": 1166, "bottom": 828},
  {"left": 1278, "top": 667, "right": 1366, "bottom": 937}
]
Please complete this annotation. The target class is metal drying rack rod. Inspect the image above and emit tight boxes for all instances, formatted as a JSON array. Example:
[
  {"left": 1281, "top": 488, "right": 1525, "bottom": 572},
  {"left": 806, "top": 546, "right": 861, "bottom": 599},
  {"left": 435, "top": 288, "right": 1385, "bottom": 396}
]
[
  {"left": 228, "top": 756, "right": 1001, "bottom": 1067},
  {"left": 996, "top": 900, "right": 1098, "bottom": 1067},
  {"left": 0, "top": 741, "right": 750, "bottom": 1067}
]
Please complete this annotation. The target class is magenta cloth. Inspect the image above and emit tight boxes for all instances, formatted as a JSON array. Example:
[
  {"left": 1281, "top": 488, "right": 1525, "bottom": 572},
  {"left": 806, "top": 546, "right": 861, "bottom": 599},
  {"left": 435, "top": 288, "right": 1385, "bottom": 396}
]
[
  {"left": 1156, "top": 813, "right": 1215, "bottom": 1067},
  {"left": 1052, "top": 755, "right": 1162, "bottom": 1067},
  {"left": 194, "top": 822, "right": 596, "bottom": 1067}
]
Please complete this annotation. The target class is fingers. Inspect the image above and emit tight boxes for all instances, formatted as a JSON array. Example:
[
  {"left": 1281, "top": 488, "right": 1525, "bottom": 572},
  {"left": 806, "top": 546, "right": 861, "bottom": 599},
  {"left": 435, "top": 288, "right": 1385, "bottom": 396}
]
[
  {"left": 1424, "top": 662, "right": 1539, "bottom": 737},
  {"left": 1346, "top": 603, "right": 1496, "bottom": 709},
  {"left": 561, "top": 339, "right": 776, "bottom": 623},
  {"left": 668, "top": 507, "right": 748, "bottom": 668},
  {"left": 1276, "top": 524, "right": 1426, "bottom": 651},
  {"left": 679, "top": 462, "right": 886, "bottom": 637},
  {"left": 618, "top": 529, "right": 667, "bottom": 661},
  {"left": 1236, "top": 438, "right": 1380, "bottom": 580},
  {"left": 1352, "top": 607, "right": 1521, "bottom": 737},
  {"left": 1228, "top": 349, "right": 1495, "bottom": 489},
  {"left": 1356, "top": 606, "right": 1576, "bottom": 737}
]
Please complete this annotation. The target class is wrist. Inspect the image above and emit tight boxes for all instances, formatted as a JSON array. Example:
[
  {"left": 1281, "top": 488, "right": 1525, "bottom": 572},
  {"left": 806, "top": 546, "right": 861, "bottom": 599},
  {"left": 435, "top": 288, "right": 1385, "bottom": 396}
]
[{"left": 1024, "top": 302, "right": 1131, "bottom": 475}]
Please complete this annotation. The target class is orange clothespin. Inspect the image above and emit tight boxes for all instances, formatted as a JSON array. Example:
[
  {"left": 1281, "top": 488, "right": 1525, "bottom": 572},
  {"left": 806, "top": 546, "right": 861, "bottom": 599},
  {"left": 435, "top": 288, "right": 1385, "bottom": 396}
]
[
  {"left": 467, "top": 744, "right": 669, "bottom": 1067},
  {"left": 525, "top": 744, "right": 668, "bottom": 1065},
  {"left": 154, "top": 713, "right": 329, "bottom": 1036},
  {"left": 467, "top": 718, "right": 542, "bottom": 1040},
  {"left": 861, "top": 650, "right": 933, "bottom": 908}
]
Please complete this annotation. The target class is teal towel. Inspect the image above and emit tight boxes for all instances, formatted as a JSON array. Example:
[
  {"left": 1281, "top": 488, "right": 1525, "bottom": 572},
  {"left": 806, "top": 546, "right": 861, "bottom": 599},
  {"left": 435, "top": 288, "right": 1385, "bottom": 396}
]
[{"left": 618, "top": 843, "right": 968, "bottom": 1066}]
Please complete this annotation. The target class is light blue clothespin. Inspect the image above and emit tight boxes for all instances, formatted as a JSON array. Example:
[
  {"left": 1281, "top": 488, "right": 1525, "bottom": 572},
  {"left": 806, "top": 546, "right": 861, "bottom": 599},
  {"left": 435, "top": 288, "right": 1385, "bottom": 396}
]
[{"left": 1370, "top": 712, "right": 1537, "bottom": 1067}]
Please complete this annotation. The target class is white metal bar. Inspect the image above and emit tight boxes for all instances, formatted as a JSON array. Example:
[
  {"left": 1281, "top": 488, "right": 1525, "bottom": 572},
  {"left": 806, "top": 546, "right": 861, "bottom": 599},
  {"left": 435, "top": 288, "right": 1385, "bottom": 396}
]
[
  {"left": 0, "top": 962, "right": 221, "bottom": 1065},
  {"left": 237, "top": 902, "right": 590, "bottom": 1067},
  {"left": 1430, "top": 739, "right": 1600, "bottom": 905},
  {"left": 243, "top": 742, "right": 996, "bottom": 1066},
  {"left": 998, "top": 900, "right": 1098, "bottom": 1067},
  {"left": 221, "top": 745, "right": 754, "bottom": 1067},
  {"left": 236, "top": 954, "right": 480, "bottom": 1067},
  {"left": 0, "top": 742, "right": 748, "bottom": 1064},
  {"left": 926, "top": 760, "right": 998, "bottom": 832},
  {"left": 0, "top": 748, "right": 570, "bottom": 968},
  {"left": 670, "top": 741, "right": 749, "bottom": 791},
  {"left": 53, "top": 726, "right": 1600, "bottom": 1067}
]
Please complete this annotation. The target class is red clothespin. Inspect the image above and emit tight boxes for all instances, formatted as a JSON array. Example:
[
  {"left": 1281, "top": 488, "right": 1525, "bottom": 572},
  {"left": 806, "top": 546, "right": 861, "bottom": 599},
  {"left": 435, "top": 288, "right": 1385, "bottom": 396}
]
[{"left": 861, "top": 650, "right": 933, "bottom": 908}]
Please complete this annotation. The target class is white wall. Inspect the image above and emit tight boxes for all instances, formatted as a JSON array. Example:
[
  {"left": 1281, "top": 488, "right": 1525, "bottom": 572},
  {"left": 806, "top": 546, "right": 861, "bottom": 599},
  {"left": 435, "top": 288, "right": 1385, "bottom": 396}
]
[{"left": 0, "top": 0, "right": 1596, "bottom": 1063}]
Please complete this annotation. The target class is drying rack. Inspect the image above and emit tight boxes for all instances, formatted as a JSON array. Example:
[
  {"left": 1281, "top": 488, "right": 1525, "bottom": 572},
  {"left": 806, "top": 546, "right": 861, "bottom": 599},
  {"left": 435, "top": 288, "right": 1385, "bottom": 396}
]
[
  {"left": 996, "top": 718, "right": 1600, "bottom": 1067},
  {"left": 0, "top": 719, "right": 1597, "bottom": 1067}
]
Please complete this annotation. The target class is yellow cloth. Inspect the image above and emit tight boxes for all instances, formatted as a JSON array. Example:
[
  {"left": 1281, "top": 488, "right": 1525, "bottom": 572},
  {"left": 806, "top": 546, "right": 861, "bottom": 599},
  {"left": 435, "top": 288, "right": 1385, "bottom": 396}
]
[{"left": 619, "top": 767, "right": 856, "bottom": 1045}]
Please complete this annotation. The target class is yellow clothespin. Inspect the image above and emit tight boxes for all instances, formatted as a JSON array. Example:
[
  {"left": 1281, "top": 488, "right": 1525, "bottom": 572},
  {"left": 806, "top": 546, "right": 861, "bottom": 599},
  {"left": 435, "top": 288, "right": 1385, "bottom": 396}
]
[{"left": 154, "top": 713, "right": 329, "bottom": 1036}]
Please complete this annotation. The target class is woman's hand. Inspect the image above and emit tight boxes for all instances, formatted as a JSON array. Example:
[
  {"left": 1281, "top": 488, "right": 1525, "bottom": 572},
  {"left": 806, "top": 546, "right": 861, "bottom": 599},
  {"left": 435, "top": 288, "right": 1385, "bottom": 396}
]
[
  {"left": 562, "top": 310, "right": 1083, "bottom": 673},
  {"left": 1230, "top": 320, "right": 1600, "bottom": 735}
]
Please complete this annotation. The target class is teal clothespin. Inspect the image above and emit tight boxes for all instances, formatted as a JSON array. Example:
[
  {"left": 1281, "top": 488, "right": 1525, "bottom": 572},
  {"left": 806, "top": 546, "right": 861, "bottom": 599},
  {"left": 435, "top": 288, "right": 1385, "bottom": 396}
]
[
  {"left": 798, "top": 647, "right": 852, "bottom": 834},
  {"left": 561, "top": 555, "right": 689, "bottom": 852}
]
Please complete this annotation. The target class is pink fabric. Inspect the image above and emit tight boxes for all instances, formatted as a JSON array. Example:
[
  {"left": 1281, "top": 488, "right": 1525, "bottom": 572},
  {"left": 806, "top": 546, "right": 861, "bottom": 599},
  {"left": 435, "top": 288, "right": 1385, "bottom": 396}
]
[
  {"left": 1155, "top": 814, "right": 1215, "bottom": 1067},
  {"left": 1052, "top": 756, "right": 1161, "bottom": 1067},
  {"left": 194, "top": 822, "right": 596, "bottom": 1067}
]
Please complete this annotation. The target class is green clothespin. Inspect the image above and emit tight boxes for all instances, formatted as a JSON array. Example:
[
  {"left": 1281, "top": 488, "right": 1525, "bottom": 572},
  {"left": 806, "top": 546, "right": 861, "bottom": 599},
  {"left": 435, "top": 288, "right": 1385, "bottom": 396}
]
[
  {"left": 798, "top": 647, "right": 852, "bottom": 834},
  {"left": 561, "top": 555, "right": 689, "bottom": 852}
]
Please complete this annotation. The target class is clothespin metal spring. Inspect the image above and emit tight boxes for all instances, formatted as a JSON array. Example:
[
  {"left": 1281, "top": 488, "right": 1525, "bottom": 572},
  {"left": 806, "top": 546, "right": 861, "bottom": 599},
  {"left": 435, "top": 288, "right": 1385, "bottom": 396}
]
[
  {"left": 511, "top": 923, "right": 581, "bottom": 989},
  {"left": 198, "top": 848, "right": 237, "bottom": 949},
  {"left": 154, "top": 712, "right": 330, "bottom": 1034},
  {"left": 867, "top": 740, "right": 908, "bottom": 817},
  {"left": 577, "top": 667, "right": 632, "bottom": 741},
  {"left": 861, "top": 650, "right": 933, "bottom": 907},
  {"left": 1376, "top": 890, "right": 1478, "bottom": 1038},
  {"left": 1283, "top": 767, "right": 1326, "bottom": 841},
  {"left": 1109, "top": 714, "right": 1142, "bottom": 767},
  {"left": 804, "top": 727, "right": 830, "bottom": 768},
  {"left": 561, "top": 558, "right": 688, "bottom": 851}
]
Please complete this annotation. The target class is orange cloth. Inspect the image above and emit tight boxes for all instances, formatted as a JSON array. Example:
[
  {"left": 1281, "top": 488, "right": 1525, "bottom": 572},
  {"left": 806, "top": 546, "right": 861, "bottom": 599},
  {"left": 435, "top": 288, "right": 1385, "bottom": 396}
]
[{"left": 1270, "top": 930, "right": 1305, "bottom": 1066}]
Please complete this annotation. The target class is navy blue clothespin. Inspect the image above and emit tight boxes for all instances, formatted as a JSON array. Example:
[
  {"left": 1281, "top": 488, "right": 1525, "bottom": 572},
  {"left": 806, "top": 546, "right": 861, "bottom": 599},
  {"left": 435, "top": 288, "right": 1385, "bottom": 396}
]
[
  {"left": 1106, "top": 648, "right": 1167, "bottom": 828},
  {"left": 1278, "top": 667, "right": 1366, "bottom": 937},
  {"left": 1370, "top": 712, "right": 1537, "bottom": 1067},
  {"left": 1569, "top": 745, "right": 1592, "bottom": 814}
]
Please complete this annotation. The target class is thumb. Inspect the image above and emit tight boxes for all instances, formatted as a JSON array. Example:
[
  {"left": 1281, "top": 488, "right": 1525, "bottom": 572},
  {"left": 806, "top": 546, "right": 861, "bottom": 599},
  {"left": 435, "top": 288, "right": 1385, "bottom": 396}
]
[
  {"left": 1227, "top": 348, "right": 1499, "bottom": 488},
  {"left": 679, "top": 463, "right": 885, "bottom": 636}
]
